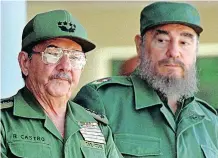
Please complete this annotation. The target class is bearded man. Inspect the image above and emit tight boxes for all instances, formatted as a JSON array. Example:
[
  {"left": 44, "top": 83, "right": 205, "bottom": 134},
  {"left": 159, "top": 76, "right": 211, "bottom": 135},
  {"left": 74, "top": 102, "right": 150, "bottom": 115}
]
[{"left": 74, "top": 2, "right": 218, "bottom": 158}]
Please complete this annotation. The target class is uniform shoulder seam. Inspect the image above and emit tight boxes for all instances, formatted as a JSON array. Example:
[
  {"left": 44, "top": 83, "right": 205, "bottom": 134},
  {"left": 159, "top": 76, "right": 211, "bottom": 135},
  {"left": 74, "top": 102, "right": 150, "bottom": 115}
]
[
  {"left": 85, "top": 108, "right": 108, "bottom": 125},
  {"left": 196, "top": 98, "right": 217, "bottom": 115},
  {"left": 1, "top": 97, "right": 14, "bottom": 110},
  {"left": 89, "top": 76, "right": 132, "bottom": 90}
]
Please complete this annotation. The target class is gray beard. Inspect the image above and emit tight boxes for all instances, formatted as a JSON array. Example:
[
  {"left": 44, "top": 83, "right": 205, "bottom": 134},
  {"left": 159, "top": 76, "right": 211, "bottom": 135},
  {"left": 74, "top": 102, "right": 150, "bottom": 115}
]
[{"left": 138, "top": 51, "right": 198, "bottom": 101}]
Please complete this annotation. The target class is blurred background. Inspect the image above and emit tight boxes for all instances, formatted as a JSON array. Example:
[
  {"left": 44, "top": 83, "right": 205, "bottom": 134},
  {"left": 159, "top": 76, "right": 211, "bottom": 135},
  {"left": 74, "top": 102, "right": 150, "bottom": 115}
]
[{"left": 1, "top": 1, "right": 218, "bottom": 108}]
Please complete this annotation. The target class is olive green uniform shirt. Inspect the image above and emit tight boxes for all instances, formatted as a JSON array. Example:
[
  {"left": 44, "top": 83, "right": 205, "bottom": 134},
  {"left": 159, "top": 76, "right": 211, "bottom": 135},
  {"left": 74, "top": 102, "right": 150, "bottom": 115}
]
[
  {"left": 74, "top": 74, "right": 218, "bottom": 158},
  {"left": 1, "top": 87, "right": 122, "bottom": 158}
]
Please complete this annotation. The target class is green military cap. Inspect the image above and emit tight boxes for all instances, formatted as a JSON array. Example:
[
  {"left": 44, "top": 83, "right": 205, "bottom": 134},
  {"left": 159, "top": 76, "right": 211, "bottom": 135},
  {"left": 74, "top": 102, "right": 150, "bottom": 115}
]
[
  {"left": 22, "top": 10, "right": 95, "bottom": 53},
  {"left": 140, "top": 2, "right": 203, "bottom": 35}
]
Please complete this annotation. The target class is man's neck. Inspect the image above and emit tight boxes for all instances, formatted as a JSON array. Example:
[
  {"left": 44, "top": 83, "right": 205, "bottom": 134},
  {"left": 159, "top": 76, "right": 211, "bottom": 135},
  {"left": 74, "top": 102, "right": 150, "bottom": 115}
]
[
  {"left": 157, "top": 91, "right": 181, "bottom": 113},
  {"left": 26, "top": 85, "right": 68, "bottom": 137},
  {"left": 168, "top": 99, "right": 178, "bottom": 113},
  {"left": 44, "top": 107, "right": 66, "bottom": 137},
  {"left": 36, "top": 93, "right": 68, "bottom": 137}
]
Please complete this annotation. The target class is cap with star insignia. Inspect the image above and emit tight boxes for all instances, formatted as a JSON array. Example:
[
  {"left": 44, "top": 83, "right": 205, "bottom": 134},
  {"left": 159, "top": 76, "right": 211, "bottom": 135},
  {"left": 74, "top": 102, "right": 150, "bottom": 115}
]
[
  {"left": 22, "top": 10, "right": 95, "bottom": 53},
  {"left": 79, "top": 122, "right": 106, "bottom": 144}
]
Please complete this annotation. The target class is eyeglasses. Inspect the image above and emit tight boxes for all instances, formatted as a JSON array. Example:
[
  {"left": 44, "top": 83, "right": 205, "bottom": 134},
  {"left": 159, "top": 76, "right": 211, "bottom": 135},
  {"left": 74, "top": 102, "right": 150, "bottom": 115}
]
[{"left": 33, "top": 47, "right": 86, "bottom": 70}]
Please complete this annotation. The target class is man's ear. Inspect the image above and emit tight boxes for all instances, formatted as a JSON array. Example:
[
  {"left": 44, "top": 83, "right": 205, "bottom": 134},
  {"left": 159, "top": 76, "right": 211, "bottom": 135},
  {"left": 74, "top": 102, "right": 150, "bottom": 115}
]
[
  {"left": 134, "top": 34, "right": 142, "bottom": 57},
  {"left": 18, "top": 51, "right": 30, "bottom": 77}
]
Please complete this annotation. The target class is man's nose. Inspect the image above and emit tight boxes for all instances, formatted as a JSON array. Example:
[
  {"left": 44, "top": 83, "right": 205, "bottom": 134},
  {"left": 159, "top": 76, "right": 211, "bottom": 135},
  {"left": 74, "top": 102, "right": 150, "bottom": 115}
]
[
  {"left": 166, "top": 41, "right": 180, "bottom": 58},
  {"left": 56, "top": 54, "right": 71, "bottom": 71}
]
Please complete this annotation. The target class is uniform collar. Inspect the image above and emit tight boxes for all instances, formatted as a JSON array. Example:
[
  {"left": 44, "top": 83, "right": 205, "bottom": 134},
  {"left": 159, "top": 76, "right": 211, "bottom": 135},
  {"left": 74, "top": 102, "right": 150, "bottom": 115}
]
[
  {"left": 130, "top": 73, "right": 163, "bottom": 110},
  {"left": 130, "top": 69, "right": 198, "bottom": 110},
  {"left": 13, "top": 87, "right": 45, "bottom": 119},
  {"left": 129, "top": 70, "right": 215, "bottom": 122},
  {"left": 13, "top": 87, "right": 97, "bottom": 122}
]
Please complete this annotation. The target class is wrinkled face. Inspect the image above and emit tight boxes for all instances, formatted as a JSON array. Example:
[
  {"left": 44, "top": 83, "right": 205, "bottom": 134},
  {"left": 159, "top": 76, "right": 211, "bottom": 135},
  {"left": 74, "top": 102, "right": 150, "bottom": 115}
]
[
  {"left": 23, "top": 38, "right": 84, "bottom": 98},
  {"left": 135, "top": 24, "right": 199, "bottom": 98},
  {"left": 142, "top": 24, "right": 198, "bottom": 79}
]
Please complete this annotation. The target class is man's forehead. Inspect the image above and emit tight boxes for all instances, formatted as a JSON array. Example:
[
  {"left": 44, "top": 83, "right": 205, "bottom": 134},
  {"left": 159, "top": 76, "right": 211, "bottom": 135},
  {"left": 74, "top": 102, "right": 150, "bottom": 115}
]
[
  {"left": 150, "top": 24, "right": 197, "bottom": 36},
  {"left": 41, "top": 38, "right": 75, "bottom": 45},
  {"left": 34, "top": 38, "right": 82, "bottom": 50}
]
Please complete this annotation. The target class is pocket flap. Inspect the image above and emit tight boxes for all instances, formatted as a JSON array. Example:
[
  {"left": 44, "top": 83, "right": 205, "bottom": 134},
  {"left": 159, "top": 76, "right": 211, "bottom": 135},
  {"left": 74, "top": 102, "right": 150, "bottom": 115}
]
[
  {"left": 201, "top": 145, "right": 218, "bottom": 158},
  {"left": 114, "top": 134, "right": 161, "bottom": 156},
  {"left": 8, "top": 141, "right": 51, "bottom": 158},
  {"left": 80, "top": 141, "right": 106, "bottom": 158}
]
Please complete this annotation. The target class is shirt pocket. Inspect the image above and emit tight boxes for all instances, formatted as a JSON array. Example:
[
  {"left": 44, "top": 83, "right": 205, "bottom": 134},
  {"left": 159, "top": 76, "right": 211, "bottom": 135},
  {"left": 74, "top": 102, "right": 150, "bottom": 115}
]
[
  {"left": 201, "top": 145, "right": 218, "bottom": 158},
  {"left": 114, "top": 133, "right": 161, "bottom": 157},
  {"left": 8, "top": 141, "right": 52, "bottom": 158},
  {"left": 80, "top": 140, "right": 106, "bottom": 158}
]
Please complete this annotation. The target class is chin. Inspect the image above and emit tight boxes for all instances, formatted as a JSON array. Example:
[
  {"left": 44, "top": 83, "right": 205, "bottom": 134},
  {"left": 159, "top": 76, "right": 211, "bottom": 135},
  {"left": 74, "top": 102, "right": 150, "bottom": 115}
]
[
  {"left": 50, "top": 91, "right": 70, "bottom": 97},
  {"left": 46, "top": 86, "right": 71, "bottom": 97},
  {"left": 158, "top": 72, "right": 183, "bottom": 79},
  {"left": 158, "top": 69, "right": 183, "bottom": 78}
]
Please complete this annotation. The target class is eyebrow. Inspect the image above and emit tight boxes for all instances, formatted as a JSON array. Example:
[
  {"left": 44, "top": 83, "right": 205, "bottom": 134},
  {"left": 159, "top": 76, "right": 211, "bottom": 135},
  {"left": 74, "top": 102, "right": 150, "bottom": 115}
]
[
  {"left": 180, "top": 32, "right": 194, "bottom": 40},
  {"left": 154, "top": 29, "right": 169, "bottom": 36},
  {"left": 154, "top": 29, "right": 194, "bottom": 40},
  {"left": 46, "top": 45, "right": 83, "bottom": 52}
]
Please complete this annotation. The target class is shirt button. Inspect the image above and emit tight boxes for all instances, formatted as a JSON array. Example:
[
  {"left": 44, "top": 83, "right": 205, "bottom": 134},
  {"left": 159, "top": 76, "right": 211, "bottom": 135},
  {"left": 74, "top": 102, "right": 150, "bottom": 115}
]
[{"left": 191, "top": 115, "right": 198, "bottom": 120}]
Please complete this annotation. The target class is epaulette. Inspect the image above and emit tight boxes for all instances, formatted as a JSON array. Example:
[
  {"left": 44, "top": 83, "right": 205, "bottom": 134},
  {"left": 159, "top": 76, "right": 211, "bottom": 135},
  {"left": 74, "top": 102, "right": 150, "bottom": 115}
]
[
  {"left": 196, "top": 98, "right": 217, "bottom": 115},
  {"left": 85, "top": 108, "right": 109, "bottom": 125},
  {"left": 91, "top": 77, "right": 112, "bottom": 85},
  {"left": 1, "top": 97, "right": 14, "bottom": 110},
  {"left": 90, "top": 76, "right": 132, "bottom": 89}
]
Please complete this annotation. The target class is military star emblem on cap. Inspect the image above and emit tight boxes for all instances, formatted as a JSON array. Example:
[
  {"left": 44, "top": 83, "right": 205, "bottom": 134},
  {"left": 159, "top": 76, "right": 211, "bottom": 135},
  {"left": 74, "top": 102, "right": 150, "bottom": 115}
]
[
  {"left": 63, "top": 21, "right": 68, "bottom": 25},
  {"left": 57, "top": 21, "right": 76, "bottom": 33}
]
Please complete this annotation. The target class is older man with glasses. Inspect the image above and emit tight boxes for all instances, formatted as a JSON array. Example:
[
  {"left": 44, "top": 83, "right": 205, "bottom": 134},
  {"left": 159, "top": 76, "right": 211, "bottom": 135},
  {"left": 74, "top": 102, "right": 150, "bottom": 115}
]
[{"left": 1, "top": 10, "right": 122, "bottom": 158}]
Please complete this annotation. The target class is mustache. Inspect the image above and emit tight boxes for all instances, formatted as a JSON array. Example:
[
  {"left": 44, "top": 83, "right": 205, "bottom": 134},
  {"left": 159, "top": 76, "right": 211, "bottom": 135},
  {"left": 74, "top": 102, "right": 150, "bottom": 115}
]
[
  {"left": 158, "top": 58, "right": 185, "bottom": 70},
  {"left": 50, "top": 72, "right": 72, "bottom": 83}
]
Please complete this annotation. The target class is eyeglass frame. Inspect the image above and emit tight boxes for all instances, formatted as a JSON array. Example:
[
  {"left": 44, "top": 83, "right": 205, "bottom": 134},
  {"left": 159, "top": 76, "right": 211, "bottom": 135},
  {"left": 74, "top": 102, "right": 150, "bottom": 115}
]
[{"left": 28, "top": 46, "right": 87, "bottom": 70}]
